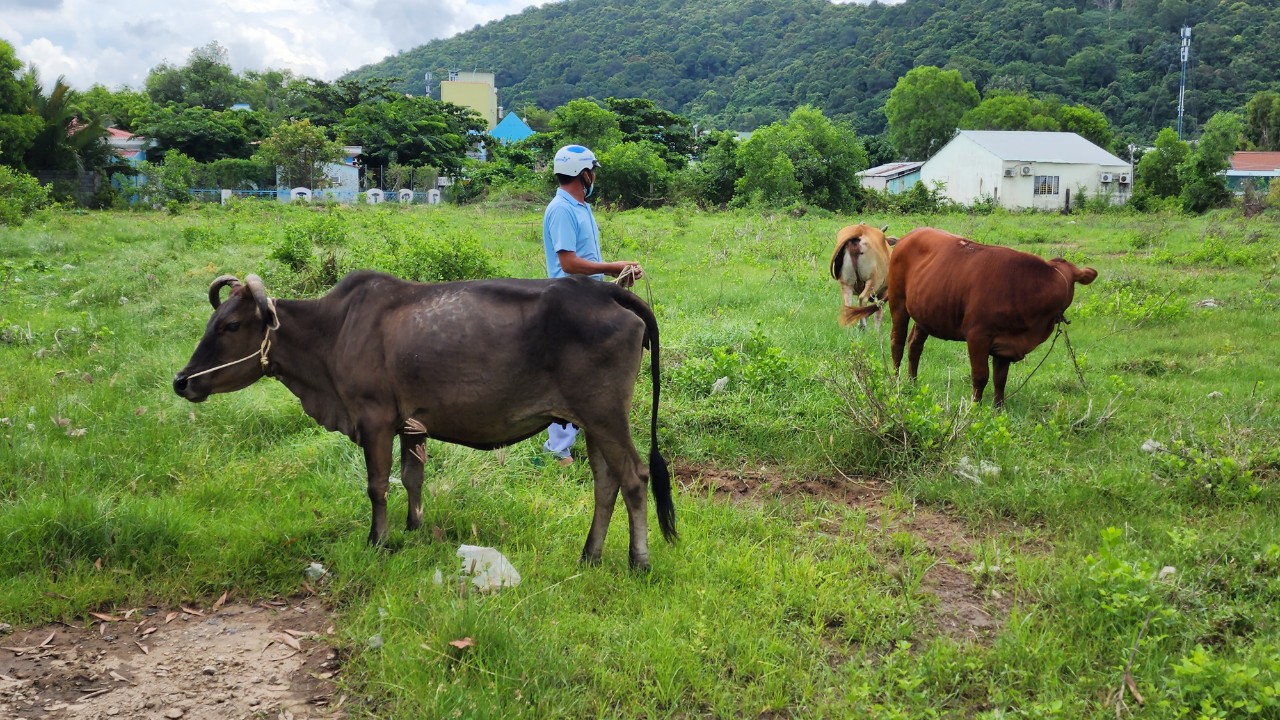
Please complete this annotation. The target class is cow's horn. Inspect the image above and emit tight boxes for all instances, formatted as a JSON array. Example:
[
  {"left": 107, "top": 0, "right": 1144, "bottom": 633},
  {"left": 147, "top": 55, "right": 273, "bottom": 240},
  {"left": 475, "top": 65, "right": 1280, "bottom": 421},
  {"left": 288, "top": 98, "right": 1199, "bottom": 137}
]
[
  {"left": 208, "top": 275, "right": 241, "bottom": 309},
  {"left": 244, "top": 274, "right": 277, "bottom": 327}
]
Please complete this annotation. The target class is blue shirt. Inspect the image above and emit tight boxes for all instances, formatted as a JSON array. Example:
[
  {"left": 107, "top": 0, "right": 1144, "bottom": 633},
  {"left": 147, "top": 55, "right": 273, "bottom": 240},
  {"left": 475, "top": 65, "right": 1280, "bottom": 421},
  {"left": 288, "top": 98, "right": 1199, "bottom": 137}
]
[{"left": 543, "top": 188, "right": 603, "bottom": 280}]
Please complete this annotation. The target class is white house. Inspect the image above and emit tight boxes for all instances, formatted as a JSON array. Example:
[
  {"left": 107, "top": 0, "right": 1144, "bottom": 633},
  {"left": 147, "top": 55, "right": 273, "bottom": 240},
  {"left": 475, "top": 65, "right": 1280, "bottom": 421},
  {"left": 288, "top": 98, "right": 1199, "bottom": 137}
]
[{"left": 920, "top": 131, "right": 1131, "bottom": 210}]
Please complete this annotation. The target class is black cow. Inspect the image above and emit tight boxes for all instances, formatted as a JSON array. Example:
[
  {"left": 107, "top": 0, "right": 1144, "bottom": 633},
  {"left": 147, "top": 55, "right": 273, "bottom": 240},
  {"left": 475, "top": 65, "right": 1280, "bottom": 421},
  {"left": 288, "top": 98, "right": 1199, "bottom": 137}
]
[{"left": 174, "top": 271, "right": 675, "bottom": 569}]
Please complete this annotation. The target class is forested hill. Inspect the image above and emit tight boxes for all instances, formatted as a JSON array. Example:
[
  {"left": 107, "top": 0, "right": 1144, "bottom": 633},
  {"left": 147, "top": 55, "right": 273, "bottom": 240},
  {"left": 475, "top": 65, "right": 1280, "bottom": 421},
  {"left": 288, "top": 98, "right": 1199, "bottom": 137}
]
[{"left": 343, "top": 0, "right": 1280, "bottom": 141}]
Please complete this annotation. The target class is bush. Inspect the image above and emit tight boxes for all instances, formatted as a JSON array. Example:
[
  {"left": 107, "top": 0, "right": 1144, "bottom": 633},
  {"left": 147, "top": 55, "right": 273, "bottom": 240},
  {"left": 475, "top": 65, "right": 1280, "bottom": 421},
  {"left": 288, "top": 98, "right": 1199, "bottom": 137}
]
[
  {"left": 356, "top": 230, "right": 500, "bottom": 283},
  {"left": 669, "top": 325, "right": 794, "bottom": 397},
  {"left": 824, "top": 342, "right": 971, "bottom": 470},
  {"left": 0, "top": 166, "right": 52, "bottom": 226},
  {"left": 598, "top": 141, "right": 671, "bottom": 209},
  {"left": 1162, "top": 644, "right": 1280, "bottom": 718}
]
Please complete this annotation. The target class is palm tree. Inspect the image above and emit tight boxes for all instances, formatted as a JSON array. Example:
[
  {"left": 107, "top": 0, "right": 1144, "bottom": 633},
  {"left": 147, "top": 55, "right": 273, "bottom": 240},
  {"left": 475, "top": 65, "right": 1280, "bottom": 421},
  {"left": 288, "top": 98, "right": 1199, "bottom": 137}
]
[{"left": 23, "top": 69, "right": 112, "bottom": 175}]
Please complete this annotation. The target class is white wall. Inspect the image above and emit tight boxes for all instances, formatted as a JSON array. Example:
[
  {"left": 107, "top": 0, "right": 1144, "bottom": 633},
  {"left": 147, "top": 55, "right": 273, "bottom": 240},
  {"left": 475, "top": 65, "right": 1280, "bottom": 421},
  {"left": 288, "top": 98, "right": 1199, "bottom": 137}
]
[
  {"left": 922, "top": 136, "right": 1132, "bottom": 209},
  {"left": 920, "top": 136, "right": 1004, "bottom": 206}
]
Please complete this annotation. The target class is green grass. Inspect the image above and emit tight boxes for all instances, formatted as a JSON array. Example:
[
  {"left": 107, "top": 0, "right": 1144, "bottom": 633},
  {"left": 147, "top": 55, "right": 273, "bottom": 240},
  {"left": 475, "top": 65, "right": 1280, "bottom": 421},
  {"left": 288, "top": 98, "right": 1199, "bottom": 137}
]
[{"left": 2, "top": 200, "right": 1279, "bottom": 717}]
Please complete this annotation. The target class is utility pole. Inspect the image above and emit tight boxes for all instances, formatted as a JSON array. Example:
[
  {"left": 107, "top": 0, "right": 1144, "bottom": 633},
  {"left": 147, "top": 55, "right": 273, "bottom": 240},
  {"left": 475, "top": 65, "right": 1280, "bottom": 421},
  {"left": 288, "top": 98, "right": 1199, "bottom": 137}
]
[{"left": 1177, "top": 25, "right": 1191, "bottom": 139}]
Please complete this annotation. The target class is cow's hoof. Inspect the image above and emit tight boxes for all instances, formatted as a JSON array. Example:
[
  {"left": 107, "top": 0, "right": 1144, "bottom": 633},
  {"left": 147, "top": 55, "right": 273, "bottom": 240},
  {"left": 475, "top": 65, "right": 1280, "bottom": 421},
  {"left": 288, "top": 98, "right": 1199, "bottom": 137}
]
[
  {"left": 579, "top": 552, "right": 602, "bottom": 566},
  {"left": 629, "top": 554, "right": 651, "bottom": 573}
]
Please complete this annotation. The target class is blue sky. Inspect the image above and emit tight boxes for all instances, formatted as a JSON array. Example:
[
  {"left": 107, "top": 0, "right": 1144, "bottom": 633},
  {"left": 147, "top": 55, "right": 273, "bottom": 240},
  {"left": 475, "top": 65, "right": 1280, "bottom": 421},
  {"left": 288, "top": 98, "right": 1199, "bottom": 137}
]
[{"left": 0, "top": 0, "right": 553, "bottom": 91}]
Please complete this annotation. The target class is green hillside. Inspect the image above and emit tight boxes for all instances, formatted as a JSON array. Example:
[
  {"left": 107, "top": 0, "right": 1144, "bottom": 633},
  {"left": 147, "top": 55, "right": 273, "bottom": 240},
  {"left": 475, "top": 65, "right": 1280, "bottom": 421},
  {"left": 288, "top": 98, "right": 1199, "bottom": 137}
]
[{"left": 343, "top": 0, "right": 1279, "bottom": 140}]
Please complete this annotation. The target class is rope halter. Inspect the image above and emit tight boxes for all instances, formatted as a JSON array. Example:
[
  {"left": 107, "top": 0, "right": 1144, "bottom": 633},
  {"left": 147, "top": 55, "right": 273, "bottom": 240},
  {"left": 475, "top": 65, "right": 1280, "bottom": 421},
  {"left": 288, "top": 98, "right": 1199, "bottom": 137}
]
[{"left": 184, "top": 297, "right": 280, "bottom": 381}]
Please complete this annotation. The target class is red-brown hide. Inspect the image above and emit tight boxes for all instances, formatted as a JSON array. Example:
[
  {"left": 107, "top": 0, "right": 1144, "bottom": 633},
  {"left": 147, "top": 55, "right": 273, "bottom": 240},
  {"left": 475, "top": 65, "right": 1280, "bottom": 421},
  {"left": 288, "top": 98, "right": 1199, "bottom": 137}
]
[{"left": 847, "top": 227, "right": 1097, "bottom": 407}]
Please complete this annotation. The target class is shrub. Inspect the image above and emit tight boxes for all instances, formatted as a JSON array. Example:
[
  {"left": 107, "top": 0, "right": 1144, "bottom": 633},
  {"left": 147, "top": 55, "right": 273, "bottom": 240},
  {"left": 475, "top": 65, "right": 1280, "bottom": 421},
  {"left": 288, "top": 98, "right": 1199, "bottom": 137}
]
[
  {"left": 598, "top": 141, "right": 671, "bottom": 209},
  {"left": 0, "top": 166, "right": 52, "bottom": 226},
  {"left": 669, "top": 325, "right": 794, "bottom": 397},
  {"left": 1162, "top": 644, "right": 1280, "bottom": 718},
  {"left": 356, "top": 230, "right": 500, "bottom": 283},
  {"left": 824, "top": 342, "right": 970, "bottom": 470}
]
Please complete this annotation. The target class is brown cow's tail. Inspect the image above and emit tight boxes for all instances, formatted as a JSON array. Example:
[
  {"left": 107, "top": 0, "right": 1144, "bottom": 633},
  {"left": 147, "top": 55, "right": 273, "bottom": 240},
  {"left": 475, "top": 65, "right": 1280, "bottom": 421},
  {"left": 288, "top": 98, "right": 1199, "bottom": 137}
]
[{"left": 612, "top": 288, "right": 677, "bottom": 544}]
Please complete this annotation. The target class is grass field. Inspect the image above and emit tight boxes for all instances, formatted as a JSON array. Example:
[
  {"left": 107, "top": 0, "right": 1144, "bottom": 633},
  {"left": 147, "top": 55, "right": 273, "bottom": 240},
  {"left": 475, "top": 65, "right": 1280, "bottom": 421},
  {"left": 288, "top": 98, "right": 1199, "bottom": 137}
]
[{"left": 1, "top": 200, "right": 1278, "bottom": 718}]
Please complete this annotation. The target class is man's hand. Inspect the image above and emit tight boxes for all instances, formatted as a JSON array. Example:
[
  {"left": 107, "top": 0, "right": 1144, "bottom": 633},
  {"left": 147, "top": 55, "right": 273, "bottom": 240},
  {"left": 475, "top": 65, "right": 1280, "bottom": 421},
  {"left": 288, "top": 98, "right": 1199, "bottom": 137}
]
[{"left": 615, "top": 263, "right": 644, "bottom": 288}]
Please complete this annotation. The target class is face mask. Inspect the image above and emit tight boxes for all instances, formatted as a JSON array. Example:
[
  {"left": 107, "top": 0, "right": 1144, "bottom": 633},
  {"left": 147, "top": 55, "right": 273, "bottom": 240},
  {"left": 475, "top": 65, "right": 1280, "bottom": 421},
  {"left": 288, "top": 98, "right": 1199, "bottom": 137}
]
[{"left": 582, "top": 172, "right": 594, "bottom": 198}]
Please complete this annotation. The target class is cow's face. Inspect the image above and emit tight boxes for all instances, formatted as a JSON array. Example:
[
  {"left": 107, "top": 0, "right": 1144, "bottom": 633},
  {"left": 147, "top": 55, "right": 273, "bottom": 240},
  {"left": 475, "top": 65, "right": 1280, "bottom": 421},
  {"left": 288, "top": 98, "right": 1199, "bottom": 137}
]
[{"left": 173, "top": 276, "right": 273, "bottom": 402}]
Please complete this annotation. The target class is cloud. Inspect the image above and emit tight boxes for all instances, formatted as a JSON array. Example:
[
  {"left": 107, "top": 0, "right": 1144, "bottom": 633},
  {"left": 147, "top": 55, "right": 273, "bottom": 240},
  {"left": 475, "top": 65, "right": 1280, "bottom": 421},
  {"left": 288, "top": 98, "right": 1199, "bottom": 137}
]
[{"left": 1, "top": 0, "right": 553, "bottom": 91}]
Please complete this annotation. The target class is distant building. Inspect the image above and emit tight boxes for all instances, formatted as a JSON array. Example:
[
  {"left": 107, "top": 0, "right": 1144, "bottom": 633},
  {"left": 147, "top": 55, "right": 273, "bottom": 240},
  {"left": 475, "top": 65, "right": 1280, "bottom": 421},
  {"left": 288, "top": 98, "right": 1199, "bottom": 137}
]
[
  {"left": 440, "top": 71, "right": 498, "bottom": 130},
  {"left": 921, "top": 131, "right": 1131, "bottom": 210},
  {"left": 857, "top": 162, "right": 923, "bottom": 194},
  {"left": 1226, "top": 151, "right": 1280, "bottom": 193},
  {"left": 277, "top": 146, "right": 363, "bottom": 202},
  {"left": 106, "top": 127, "right": 148, "bottom": 163},
  {"left": 491, "top": 112, "right": 535, "bottom": 145},
  {"left": 229, "top": 103, "right": 252, "bottom": 112}
]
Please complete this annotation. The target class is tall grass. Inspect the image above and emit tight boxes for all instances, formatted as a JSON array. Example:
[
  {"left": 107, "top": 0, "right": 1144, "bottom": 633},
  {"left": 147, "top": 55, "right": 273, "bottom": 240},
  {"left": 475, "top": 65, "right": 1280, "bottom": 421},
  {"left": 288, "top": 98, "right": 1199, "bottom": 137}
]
[{"left": 2, "top": 202, "right": 1278, "bottom": 716}]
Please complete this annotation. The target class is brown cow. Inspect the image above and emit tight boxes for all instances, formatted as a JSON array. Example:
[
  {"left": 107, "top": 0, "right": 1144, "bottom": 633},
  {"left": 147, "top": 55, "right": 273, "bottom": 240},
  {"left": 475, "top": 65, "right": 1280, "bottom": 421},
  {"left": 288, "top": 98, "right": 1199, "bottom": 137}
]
[
  {"left": 174, "top": 271, "right": 675, "bottom": 570},
  {"left": 845, "top": 227, "right": 1097, "bottom": 407},
  {"left": 830, "top": 223, "right": 895, "bottom": 328}
]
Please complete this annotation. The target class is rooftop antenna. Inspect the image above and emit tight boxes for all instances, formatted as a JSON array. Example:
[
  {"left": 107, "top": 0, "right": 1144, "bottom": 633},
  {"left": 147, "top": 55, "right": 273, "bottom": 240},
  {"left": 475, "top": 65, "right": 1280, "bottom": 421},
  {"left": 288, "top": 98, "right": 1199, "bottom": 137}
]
[{"left": 1177, "top": 25, "right": 1191, "bottom": 139}]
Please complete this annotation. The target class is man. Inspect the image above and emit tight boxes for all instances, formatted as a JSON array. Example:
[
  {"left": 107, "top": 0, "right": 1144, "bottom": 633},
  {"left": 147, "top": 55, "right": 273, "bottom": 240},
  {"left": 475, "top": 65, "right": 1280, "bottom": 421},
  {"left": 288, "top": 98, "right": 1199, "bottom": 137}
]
[{"left": 542, "top": 144, "right": 645, "bottom": 466}]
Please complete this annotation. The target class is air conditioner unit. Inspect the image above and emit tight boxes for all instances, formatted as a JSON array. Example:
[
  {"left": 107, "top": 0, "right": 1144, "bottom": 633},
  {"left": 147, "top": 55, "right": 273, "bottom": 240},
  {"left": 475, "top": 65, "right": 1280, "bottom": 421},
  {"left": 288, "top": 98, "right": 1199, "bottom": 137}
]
[
  {"left": 1100, "top": 172, "right": 1114, "bottom": 183},
  {"left": 1117, "top": 172, "right": 1132, "bottom": 184},
  {"left": 1003, "top": 167, "right": 1016, "bottom": 177},
  {"left": 1019, "top": 165, "right": 1033, "bottom": 176}
]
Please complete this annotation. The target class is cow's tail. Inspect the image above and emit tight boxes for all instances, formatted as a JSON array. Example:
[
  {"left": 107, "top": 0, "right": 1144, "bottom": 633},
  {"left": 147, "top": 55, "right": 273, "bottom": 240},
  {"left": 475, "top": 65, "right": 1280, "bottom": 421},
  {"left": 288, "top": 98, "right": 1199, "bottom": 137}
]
[
  {"left": 612, "top": 288, "right": 677, "bottom": 544},
  {"left": 830, "top": 238, "right": 856, "bottom": 281},
  {"left": 841, "top": 303, "right": 880, "bottom": 325}
]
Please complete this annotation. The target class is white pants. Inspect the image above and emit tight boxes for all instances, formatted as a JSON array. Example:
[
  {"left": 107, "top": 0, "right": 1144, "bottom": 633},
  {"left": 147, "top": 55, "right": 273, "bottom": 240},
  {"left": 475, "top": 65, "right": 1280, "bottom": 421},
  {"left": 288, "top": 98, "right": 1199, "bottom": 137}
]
[{"left": 543, "top": 422, "right": 578, "bottom": 458}]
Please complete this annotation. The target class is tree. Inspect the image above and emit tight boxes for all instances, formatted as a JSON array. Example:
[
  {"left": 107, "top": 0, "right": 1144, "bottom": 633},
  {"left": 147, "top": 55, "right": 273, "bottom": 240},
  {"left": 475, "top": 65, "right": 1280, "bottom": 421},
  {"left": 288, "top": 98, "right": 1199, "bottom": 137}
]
[
  {"left": 1058, "top": 105, "right": 1113, "bottom": 149},
  {"left": 960, "top": 94, "right": 1039, "bottom": 131},
  {"left": 1179, "top": 111, "right": 1241, "bottom": 213},
  {"left": 549, "top": 99, "right": 623, "bottom": 153},
  {"left": 255, "top": 119, "right": 345, "bottom": 189},
  {"left": 144, "top": 42, "right": 243, "bottom": 110},
  {"left": 337, "top": 96, "right": 486, "bottom": 176},
  {"left": 885, "top": 66, "right": 979, "bottom": 160},
  {"left": 71, "top": 85, "right": 152, "bottom": 132},
  {"left": 604, "top": 97, "right": 695, "bottom": 170},
  {"left": 0, "top": 40, "right": 40, "bottom": 170},
  {"left": 1243, "top": 91, "right": 1280, "bottom": 151},
  {"left": 685, "top": 130, "right": 740, "bottom": 206},
  {"left": 597, "top": 141, "right": 670, "bottom": 208},
  {"left": 1136, "top": 128, "right": 1189, "bottom": 199},
  {"left": 294, "top": 77, "right": 399, "bottom": 128},
  {"left": 735, "top": 105, "right": 866, "bottom": 210},
  {"left": 23, "top": 71, "right": 112, "bottom": 176},
  {"left": 134, "top": 105, "right": 256, "bottom": 163}
]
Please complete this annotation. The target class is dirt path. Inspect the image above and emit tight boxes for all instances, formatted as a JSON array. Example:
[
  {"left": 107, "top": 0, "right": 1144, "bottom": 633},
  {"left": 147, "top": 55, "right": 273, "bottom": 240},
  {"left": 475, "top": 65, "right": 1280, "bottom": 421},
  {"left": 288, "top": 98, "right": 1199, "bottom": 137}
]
[{"left": 0, "top": 598, "right": 344, "bottom": 720}]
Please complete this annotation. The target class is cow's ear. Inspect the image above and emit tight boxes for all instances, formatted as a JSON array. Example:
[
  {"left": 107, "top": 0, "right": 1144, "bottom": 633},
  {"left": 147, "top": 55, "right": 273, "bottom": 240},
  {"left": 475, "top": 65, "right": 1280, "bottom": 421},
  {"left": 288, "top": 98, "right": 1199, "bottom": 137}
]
[
  {"left": 1076, "top": 267, "right": 1099, "bottom": 285},
  {"left": 886, "top": 236, "right": 899, "bottom": 247}
]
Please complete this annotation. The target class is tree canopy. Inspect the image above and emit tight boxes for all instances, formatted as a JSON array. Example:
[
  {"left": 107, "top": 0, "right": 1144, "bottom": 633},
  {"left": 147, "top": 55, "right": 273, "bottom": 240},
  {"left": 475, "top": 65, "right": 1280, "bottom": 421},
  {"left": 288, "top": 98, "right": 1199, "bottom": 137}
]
[{"left": 886, "top": 67, "right": 979, "bottom": 160}]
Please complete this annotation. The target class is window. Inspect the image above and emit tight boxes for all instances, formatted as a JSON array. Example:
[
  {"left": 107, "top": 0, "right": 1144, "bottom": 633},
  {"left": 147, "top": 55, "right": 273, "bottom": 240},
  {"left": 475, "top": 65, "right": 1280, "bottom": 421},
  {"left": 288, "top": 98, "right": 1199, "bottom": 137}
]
[{"left": 1034, "top": 176, "right": 1060, "bottom": 195}]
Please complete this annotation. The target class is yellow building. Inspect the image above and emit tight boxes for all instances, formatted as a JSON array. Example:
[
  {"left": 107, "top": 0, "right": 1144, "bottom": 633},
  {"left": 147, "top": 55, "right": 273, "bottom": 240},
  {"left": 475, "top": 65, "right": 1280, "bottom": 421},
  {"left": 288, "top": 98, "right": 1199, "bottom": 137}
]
[{"left": 440, "top": 71, "right": 498, "bottom": 130}]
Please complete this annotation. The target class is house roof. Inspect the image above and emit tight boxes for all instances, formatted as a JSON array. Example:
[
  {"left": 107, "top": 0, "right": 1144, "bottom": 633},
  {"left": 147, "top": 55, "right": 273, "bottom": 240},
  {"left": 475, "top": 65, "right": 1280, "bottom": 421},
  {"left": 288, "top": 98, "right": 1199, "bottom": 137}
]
[
  {"left": 106, "top": 127, "right": 137, "bottom": 140},
  {"left": 1229, "top": 152, "right": 1280, "bottom": 172},
  {"left": 955, "top": 130, "right": 1127, "bottom": 165},
  {"left": 857, "top": 162, "right": 923, "bottom": 179},
  {"left": 491, "top": 112, "right": 535, "bottom": 144}
]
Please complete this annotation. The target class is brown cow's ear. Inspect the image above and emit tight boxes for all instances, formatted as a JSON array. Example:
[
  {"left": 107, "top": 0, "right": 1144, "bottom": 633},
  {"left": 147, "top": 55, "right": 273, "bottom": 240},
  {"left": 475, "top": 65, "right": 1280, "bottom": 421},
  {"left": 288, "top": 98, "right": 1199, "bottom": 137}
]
[
  {"left": 1076, "top": 267, "right": 1099, "bottom": 285},
  {"left": 887, "top": 236, "right": 898, "bottom": 247}
]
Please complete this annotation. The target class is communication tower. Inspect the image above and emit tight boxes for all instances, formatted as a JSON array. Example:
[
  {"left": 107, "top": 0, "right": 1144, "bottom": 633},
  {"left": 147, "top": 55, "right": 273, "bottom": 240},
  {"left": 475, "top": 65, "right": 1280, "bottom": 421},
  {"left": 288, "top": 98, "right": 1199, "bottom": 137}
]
[{"left": 1177, "top": 26, "right": 1191, "bottom": 139}]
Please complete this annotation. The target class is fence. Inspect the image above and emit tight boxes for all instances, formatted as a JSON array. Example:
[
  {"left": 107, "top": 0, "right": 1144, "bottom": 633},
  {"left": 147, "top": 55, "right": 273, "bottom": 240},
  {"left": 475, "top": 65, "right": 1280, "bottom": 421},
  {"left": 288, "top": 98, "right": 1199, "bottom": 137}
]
[{"left": 187, "top": 188, "right": 443, "bottom": 205}]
